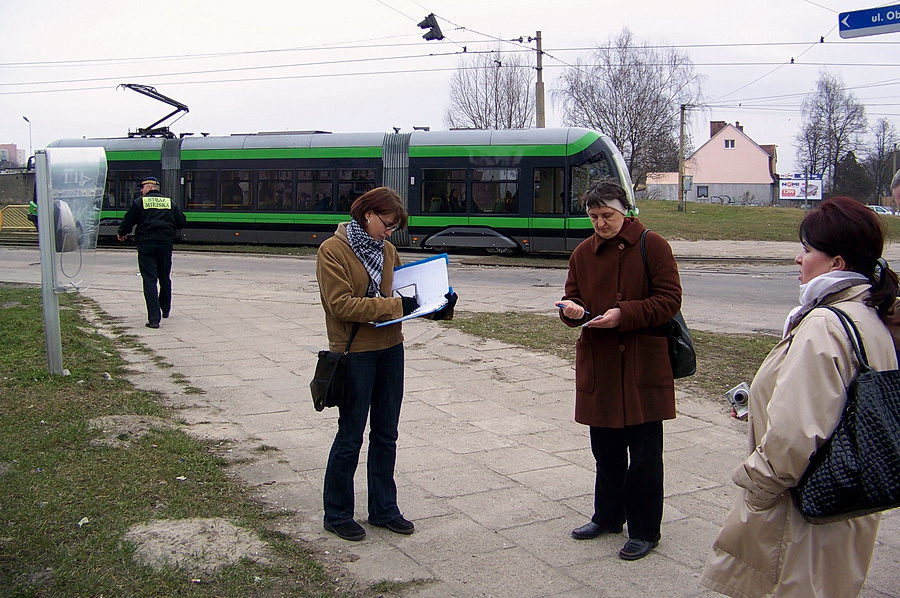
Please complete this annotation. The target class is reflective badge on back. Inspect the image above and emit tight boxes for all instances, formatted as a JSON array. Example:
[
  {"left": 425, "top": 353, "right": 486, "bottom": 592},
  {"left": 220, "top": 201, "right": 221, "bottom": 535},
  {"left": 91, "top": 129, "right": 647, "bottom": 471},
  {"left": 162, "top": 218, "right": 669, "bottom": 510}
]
[{"left": 142, "top": 196, "right": 172, "bottom": 210}]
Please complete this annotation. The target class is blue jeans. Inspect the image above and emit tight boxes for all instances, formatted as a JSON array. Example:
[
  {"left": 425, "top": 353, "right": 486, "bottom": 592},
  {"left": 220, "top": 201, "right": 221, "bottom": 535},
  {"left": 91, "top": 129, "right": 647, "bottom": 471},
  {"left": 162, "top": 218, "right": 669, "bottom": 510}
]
[{"left": 323, "top": 342, "right": 404, "bottom": 525}]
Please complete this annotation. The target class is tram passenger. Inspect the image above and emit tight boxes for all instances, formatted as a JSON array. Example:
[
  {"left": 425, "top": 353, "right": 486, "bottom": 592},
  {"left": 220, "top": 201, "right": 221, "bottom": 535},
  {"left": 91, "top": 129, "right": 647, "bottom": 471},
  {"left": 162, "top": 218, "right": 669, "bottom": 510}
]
[
  {"left": 556, "top": 179, "right": 681, "bottom": 562},
  {"left": 117, "top": 176, "right": 187, "bottom": 329},
  {"left": 314, "top": 192, "right": 332, "bottom": 211},
  {"left": 315, "top": 186, "right": 458, "bottom": 542}
]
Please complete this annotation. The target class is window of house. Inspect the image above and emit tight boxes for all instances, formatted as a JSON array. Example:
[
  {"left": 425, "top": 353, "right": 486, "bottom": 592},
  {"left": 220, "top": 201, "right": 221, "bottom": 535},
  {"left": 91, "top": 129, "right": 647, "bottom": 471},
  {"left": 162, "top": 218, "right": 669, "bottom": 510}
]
[
  {"left": 422, "top": 169, "right": 467, "bottom": 213},
  {"left": 472, "top": 168, "right": 518, "bottom": 213},
  {"left": 697, "top": 185, "right": 709, "bottom": 198},
  {"left": 724, "top": 139, "right": 735, "bottom": 149}
]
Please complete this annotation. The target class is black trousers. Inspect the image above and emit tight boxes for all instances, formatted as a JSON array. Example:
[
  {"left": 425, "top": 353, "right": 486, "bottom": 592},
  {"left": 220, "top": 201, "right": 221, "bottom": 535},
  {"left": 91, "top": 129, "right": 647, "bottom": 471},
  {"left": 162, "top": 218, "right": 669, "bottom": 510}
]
[
  {"left": 136, "top": 241, "right": 173, "bottom": 325},
  {"left": 589, "top": 421, "right": 664, "bottom": 542}
]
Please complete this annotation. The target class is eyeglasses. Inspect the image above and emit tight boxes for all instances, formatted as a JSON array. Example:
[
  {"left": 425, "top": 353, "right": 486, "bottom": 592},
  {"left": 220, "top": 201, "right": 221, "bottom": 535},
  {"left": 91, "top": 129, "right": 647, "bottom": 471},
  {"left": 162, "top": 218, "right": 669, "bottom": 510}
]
[{"left": 376, "top": 213, "right": 400, "bottom": 232}]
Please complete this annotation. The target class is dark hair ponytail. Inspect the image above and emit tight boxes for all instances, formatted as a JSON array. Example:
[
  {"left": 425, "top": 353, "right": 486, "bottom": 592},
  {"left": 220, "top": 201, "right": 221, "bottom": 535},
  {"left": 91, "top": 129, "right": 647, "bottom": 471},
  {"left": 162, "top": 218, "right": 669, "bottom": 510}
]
[{"left": 800, "top": 196, "right": 899, "bottom": 319}]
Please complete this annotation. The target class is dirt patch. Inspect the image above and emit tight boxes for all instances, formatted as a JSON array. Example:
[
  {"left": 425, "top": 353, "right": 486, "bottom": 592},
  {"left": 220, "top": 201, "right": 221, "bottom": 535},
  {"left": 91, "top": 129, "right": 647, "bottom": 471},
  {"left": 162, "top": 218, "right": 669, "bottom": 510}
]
[
  {"left": 87, "top": 414, "right": 178, "bottom": 448},
  {"left": 123, "top": 517, "right": 274, "bottom": 573}
]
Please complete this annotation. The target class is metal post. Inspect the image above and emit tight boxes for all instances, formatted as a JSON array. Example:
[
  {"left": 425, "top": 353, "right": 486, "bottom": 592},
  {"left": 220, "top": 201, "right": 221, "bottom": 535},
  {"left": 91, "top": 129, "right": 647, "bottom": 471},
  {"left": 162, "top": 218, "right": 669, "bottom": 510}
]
[
  {"left": 23, "top": 116, "right": 32, "bottom": 160},
  {"left": 35, "top": 151, "right": 66, "bottom": 375},
  {"left": 535, "top": 31, "right": 545, "bottom": 129},
  {"left": 677, "top": 105, "right": 686, "bottom": 212}
]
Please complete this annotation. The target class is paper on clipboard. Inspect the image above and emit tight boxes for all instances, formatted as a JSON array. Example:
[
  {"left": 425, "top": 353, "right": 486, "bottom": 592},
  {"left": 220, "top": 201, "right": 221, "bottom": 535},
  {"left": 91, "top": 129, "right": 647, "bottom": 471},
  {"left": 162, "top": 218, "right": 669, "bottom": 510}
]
[{"left": 374, "top": 253, "right": 451, "bottom": 327}]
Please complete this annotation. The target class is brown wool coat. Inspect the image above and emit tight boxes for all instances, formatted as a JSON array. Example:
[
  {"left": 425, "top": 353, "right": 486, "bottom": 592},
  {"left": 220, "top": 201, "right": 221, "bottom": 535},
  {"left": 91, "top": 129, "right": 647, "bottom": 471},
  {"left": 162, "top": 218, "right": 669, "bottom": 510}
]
[{"left": 561, "top": 220, "right": 682, "bottom": 428}]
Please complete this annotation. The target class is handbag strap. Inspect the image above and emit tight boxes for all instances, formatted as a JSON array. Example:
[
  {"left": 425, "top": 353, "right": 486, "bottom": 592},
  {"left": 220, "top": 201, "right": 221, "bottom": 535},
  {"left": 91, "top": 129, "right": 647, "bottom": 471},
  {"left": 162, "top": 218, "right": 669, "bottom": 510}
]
[
  {"left": 639, "top": 229, "right": 651, "bottom": 290},
  {"left": 343, "top": 323, "right": 361, "bottom": 355},
  {"left": 819, "top": 305, "right": 870, "bottom": 368}
]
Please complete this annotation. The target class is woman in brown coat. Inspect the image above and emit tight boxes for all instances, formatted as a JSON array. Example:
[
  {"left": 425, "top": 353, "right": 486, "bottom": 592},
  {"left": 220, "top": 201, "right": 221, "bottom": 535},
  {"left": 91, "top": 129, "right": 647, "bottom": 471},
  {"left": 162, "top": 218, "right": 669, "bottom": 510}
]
[{"left": 557, "top": 179, "right": 682, "bottom": 561}]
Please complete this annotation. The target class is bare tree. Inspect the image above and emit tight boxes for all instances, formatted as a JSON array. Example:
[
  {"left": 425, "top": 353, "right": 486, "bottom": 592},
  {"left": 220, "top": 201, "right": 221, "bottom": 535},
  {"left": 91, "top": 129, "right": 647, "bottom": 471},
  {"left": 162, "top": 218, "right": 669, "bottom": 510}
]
[
  {"left": 554, "top": 29, "right": 703, "bottom": 185},
  {"left": 795, "top": 72, "right": 867, "bottom": 191},
  {"left": 444, "top": 50, "right": 535, "bottom": 130},
  {"left": 862, "top": 118, "right": 898, "bottom": 201}
]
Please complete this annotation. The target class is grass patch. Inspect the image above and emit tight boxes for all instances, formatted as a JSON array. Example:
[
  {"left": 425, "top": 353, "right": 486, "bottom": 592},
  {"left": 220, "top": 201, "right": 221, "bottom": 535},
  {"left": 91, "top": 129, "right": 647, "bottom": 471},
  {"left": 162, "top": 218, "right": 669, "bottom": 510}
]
[
  {"left": 635, "top": 199, "right": 900, "bottom": 242},
  {"left": 443, "top": 312, "right": 779, "bottom": 403},
  {"left": 0, "top": 285, "right": 357, "bottom": 597}
]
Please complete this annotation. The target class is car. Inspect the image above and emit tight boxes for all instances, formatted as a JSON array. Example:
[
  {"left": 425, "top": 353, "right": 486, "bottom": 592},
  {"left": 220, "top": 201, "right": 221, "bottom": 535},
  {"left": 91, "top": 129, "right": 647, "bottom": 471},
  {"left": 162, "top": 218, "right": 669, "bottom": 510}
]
[{"left": 867, "top": 205, "right": 892, "bottom": 215}]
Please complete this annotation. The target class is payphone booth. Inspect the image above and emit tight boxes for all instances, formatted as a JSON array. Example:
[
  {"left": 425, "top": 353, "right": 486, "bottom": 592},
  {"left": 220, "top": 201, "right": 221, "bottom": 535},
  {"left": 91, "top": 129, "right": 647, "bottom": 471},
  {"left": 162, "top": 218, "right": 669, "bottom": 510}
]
[{"left": 35, "top": 147, "right": 107, "bottom": 374}]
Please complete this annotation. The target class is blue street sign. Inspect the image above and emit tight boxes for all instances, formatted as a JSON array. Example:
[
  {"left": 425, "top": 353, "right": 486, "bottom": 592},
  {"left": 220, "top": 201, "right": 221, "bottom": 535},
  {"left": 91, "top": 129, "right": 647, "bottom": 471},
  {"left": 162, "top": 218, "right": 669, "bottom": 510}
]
[{"left": 839, "top": 4, "right": 900, "bottom": 39}]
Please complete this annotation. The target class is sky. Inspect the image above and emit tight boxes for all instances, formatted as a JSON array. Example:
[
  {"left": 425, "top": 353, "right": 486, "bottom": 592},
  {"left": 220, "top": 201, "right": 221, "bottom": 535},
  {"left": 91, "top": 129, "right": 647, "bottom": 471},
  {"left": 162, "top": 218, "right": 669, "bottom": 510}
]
[{"left": 2, "top": 0, "right": 898, "bottom": 174}]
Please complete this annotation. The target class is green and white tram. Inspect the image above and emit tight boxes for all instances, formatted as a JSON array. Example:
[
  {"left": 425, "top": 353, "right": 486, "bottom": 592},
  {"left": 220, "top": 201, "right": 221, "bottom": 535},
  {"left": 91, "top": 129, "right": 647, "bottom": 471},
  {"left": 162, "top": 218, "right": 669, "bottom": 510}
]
[{"left": 48, "top": 127, "right": 633, "bottom": 253}]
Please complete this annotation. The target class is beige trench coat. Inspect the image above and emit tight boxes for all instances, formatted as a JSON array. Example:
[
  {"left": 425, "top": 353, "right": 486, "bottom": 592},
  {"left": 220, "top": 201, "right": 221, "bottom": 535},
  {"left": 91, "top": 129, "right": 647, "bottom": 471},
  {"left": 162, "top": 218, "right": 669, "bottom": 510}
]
[{"left": 701, "top": 287, "right": 895, "bottom": 598}]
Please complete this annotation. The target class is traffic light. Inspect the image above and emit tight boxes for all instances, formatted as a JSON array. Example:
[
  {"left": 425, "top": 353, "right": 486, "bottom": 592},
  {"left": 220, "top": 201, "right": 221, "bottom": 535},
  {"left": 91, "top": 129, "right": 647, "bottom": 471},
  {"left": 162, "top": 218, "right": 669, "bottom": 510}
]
[{"left": 418, "top": 13, "right": 444, "bottom": 41}]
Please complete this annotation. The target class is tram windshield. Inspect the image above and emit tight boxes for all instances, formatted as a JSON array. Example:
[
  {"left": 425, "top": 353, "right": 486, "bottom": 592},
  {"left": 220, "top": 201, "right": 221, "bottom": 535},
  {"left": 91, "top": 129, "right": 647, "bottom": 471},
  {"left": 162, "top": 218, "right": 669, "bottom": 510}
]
[{"left": 570, "top": 153, "right": 614, "bottom": 214}]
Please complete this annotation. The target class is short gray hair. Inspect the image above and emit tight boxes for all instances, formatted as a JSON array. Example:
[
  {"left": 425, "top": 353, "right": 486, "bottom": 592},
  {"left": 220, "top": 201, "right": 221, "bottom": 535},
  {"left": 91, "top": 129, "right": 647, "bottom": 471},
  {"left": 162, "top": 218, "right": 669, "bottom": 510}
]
[{"left": 891, "top": 169, "right": 900, "bottom": 191}]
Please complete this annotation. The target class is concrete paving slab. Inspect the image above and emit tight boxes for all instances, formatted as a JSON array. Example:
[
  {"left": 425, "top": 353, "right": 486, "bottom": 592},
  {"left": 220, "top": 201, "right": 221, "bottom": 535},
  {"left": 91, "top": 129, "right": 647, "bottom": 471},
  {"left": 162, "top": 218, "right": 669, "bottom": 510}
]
[{"left": 2, "top": 245, "right": 897, "bottom": 597}]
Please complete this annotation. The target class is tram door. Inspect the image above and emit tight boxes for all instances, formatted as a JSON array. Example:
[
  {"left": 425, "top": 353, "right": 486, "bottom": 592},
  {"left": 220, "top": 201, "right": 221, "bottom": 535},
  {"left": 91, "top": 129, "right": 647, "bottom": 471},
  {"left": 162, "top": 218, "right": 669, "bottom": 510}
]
[{"left": 530, "top": 166, "right": 571, "bottom": 252}]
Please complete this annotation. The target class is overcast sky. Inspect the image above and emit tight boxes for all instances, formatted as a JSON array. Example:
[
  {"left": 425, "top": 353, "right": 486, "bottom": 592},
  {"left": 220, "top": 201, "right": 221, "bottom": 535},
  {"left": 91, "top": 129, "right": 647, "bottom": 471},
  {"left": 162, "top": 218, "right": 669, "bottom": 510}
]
[{"left": 2, "top": 0, "right": 898, "bottom": 173}]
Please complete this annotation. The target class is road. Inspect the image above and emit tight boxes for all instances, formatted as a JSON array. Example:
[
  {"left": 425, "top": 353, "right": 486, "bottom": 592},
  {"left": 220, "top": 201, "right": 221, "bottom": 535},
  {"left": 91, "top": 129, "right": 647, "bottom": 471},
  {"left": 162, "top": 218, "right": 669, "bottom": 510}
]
[{"left": 1, "top": 247, "right": 797, "bottom": 335}]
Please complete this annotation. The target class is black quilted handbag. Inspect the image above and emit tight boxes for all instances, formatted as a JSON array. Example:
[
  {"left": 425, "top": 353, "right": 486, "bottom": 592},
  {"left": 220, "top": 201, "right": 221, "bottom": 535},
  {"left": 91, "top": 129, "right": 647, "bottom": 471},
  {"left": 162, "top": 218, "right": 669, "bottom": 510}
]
[
  {"left": 792, "top": 305, "right": 900, "bottom": 523},
  {"left": 639, "top": 230, "right": 696, "bottom": 379}
]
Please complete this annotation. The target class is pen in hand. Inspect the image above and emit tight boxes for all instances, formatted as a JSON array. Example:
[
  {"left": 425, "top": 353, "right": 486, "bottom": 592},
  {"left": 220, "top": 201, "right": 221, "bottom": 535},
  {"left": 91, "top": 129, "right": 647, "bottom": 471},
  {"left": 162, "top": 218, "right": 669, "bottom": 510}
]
[{"left": 556, "top": 302, "right": 589, "bottom": 318}]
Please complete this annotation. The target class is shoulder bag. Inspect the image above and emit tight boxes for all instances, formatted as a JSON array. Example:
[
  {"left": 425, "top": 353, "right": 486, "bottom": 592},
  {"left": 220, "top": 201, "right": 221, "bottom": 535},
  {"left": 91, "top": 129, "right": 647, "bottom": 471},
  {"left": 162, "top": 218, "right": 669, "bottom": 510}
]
[
  {"left": 640, "top": 229, "right": 696, "bottom": 379},
  {"left": 310, "top": 323, "right": 360, "bottom": 412},
  {"left": 792, "top": 305, "right": 900, "bottom": 523}
]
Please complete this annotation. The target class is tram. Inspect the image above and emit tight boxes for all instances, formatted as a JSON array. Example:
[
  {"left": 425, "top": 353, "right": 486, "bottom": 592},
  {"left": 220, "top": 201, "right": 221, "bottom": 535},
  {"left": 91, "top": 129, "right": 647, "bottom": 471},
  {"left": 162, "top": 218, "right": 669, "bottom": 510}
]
[{"left": 47, "top": 127, "right": 633, "bottom": 253}]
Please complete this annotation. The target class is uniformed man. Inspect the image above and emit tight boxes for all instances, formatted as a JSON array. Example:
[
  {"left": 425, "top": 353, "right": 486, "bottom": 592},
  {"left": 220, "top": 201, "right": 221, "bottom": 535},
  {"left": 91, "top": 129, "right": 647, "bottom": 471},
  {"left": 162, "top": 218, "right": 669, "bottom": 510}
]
[{"left": 117, "top": 176, "right": 187, "bottom": 328}]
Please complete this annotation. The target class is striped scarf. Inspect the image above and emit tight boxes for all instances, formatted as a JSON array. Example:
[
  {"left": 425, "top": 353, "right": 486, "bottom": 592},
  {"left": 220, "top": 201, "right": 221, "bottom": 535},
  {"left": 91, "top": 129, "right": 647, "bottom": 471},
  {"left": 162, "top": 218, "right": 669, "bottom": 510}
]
[{"left": 346, "top": 219, "right": 385, "bottom": 297}]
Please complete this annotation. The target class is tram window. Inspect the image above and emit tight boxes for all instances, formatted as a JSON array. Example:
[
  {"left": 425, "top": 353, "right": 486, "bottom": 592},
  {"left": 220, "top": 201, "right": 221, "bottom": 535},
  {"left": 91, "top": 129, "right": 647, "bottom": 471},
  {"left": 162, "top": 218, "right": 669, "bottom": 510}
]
[
  {"left": 185, "top": 170, "right": 216, "bottom": 210},
  {"left": 115, "top": 171, "right": 152, "bottom": 209},
  {"left": 422, "top": 169, "right": 466, "bottom": 213},
  {"left": 337, "top": 169, "right": 376, "bottom": 212},
  {"left": 533, "top": 167, "right": 564, "bottom": 214},
  {"left": 472, "top": 168, "right": 518, "bottom": 214},
  {"left": 258, "top": 170, "right": 292, "bottom": 211},
  {"left": 221, "top": 170, "right": 251, "bottom": 210},
  {"left": 298, "top": 169, "right": 333, "bottom": 211},
  {"left": 571, "top": 155, "right": 614, "bottom": 213}
]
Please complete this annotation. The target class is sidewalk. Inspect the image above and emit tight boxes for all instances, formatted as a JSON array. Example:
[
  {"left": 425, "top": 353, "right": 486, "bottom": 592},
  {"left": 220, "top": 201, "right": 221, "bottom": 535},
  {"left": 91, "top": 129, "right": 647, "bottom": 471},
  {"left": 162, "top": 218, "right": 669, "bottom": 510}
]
[{"left": 3, "top": 245, "right": 898, "bottom": 597}]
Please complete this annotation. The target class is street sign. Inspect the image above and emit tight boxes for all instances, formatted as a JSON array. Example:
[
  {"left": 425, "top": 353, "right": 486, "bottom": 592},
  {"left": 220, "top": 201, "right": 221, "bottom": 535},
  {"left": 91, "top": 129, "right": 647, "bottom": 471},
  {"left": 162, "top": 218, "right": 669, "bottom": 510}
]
[{"left": 839, "top": 4, "right": 900, "bottom": 39}]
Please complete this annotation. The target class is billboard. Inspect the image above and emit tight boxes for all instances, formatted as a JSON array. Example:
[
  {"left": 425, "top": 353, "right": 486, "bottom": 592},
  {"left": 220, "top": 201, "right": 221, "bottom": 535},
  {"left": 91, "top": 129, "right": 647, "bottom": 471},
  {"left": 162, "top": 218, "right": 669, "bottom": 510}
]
[{"left": 779, "top": 173, "right": 823, "bottom": 201}]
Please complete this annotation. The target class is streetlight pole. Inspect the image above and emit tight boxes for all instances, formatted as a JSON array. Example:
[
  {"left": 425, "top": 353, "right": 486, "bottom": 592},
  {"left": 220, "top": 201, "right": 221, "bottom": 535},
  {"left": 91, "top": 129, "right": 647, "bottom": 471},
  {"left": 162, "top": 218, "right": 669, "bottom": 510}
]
[{"left": 23, "top": 116, "right": 32, "bottom": 160}]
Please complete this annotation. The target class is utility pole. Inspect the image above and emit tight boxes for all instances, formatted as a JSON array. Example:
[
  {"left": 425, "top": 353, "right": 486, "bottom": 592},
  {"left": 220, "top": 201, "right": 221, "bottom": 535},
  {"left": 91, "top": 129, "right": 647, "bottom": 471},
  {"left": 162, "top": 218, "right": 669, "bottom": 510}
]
[
  {"left": 677, "top": 104, "right": 687, "bottom": 212},
  {"left": 533, "top": 31, "right": 545, "bottom": 128}
]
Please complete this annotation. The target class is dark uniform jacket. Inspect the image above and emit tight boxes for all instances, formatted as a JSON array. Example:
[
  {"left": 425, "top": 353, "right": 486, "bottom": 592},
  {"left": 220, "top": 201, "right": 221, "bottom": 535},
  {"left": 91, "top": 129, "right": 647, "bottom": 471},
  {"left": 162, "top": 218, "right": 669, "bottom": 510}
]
[
  {"left": 561, "top": 219, "right": 682, "bottom": 428},
  {"left": 118, "top": 190, "right": 186, "bottom": 245}
]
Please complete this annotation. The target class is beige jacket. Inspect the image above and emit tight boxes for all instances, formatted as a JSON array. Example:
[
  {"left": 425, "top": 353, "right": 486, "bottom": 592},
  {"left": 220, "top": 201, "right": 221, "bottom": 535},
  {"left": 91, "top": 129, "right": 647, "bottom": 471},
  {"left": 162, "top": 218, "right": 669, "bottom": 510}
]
[
  {"left": 701, "top": 286, "right": 895, "bottom": 598},
  {"left": 315, "top": 223, "right": 405, "bottom": 353}
]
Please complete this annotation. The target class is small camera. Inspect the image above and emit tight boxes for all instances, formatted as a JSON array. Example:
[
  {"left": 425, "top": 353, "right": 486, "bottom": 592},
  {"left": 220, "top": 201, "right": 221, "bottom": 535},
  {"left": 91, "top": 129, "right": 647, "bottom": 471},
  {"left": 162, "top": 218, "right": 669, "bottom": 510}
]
[{"left": 726, "top": 382, "right": 750, "bottom": 420}]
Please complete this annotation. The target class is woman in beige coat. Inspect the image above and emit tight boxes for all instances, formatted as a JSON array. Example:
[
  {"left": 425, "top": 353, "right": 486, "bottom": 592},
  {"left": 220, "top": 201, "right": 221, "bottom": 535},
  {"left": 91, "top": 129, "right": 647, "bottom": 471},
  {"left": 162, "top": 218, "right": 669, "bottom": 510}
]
[{"left": 701, "top": 197, "right": 899, "bottom": 597}]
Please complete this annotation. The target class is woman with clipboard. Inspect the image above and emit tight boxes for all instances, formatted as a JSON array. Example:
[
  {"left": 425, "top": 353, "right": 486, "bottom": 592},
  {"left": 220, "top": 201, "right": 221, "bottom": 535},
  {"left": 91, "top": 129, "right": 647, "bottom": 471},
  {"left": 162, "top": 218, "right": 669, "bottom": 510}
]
[{"left": 315, "top": 187, "right": 457, "bottom": 542}]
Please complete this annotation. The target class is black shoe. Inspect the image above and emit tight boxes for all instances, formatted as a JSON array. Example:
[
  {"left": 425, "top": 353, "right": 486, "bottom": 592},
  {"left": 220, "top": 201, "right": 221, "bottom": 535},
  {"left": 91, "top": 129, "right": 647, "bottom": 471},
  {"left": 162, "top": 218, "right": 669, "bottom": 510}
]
[
  {"left": 145, "top": 322, "right": 160, "bottom": 329},
  {"left": 370, "top": 516, "right": 415, "bottom": 535},
  {"left": 324, "top": 520, "right": 366, "bottom": 541},
  {"left": 618, "top": 539, "right": 658, "bottom": 561},
  {"left": 571, "top": 521, "right": 623, "bottom": 539},
  {"left": 161, "top": 310, "right": 170, "bottom": 319}
]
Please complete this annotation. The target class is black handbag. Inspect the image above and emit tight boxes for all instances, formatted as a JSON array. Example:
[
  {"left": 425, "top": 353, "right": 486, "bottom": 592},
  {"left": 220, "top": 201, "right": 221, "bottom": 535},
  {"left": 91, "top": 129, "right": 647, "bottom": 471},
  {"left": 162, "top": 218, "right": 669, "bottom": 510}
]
[
  {"left": 640, "top": 229, "right": 696, "bottom": 379},
  {"left": 792, "top": 305, "right": 900, "bottom": 523},
  {"left": 310, "top": 323, "right": 359, "bottom": 412}
]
